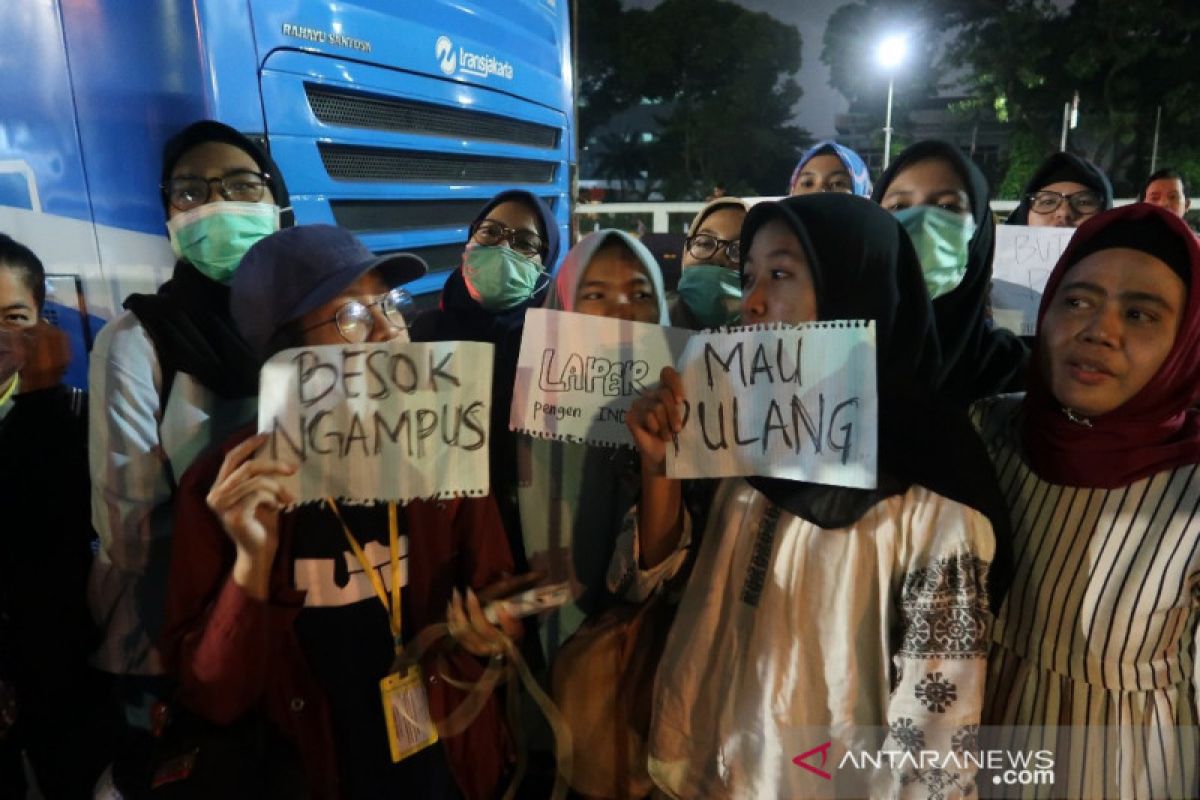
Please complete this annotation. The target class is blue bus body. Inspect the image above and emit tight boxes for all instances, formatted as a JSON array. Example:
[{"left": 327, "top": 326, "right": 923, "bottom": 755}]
[{"left": 0, "top": 0, "right": 574, "bottom": 386}]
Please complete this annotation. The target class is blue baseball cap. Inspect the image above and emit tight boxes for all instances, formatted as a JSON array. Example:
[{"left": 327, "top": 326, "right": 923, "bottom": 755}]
[{"left": 231, "top": 224, "right": 426, "bottom": 360}]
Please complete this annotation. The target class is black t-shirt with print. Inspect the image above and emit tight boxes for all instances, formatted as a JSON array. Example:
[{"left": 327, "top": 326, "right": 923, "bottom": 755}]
[{"left": 290, "top": 503, "right": 460, "bottom": 800}]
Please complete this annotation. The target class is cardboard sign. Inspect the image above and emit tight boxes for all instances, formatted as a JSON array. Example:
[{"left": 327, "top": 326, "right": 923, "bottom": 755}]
[
  {"left": 991, "top": 225, "right": 1076, "bottom": 335},
  {"left": 257, "top": 340, "right": 494, "bottom": 505},
  {"left": 510, "top": 308, "right": 691, "bottom": 447},
  {"left": 666, "top": 322, "right": 878, "bottom": 489}
]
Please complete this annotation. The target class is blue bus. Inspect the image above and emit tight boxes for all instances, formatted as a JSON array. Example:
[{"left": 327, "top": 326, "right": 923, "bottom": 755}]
[{"left": 0, "top": 0, "right": 574, "bottom": 386}]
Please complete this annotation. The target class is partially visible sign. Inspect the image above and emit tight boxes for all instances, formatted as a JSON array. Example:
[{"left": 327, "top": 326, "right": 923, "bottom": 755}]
[
  {"left": 257, "top": 340, "right": 493, "bottom": 506},
  {"left": 991, "top": 225, "right": 1076, "bottom": 335},
  {"left": 510, "top": 308, "right": 691, "bottom": 447},
  {"left": 667, "top": 323, "right": 878, "bottom": 489}
]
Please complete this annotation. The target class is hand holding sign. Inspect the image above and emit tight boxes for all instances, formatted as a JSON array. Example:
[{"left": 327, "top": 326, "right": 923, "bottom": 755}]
[
  {"left": 665, "top": 323, "right": 878, "bottom": 488},
  {"left": 625, "top": 366, "right": 686, "bottom": 474},
  {"left": 207, "top": 432, "right": 297, "bottom": 599}
]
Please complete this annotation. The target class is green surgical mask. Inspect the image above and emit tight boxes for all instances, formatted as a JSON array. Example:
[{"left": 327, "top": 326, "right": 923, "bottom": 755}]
[
  {"left": 167, "top": 201, "right": 281, "bottom": 284},
  {"left": 462, "top": 245, "right": 545, "bottom": 311},
  {"left": 894, "top": 206, "right": 977, "bottom": 300},
  {"left": 676, "top": 264, "right": 741, "bottom": 327}
]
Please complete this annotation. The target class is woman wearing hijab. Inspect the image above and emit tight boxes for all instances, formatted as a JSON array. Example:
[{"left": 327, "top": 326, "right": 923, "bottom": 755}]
[
  {"left": 1005, "top": 151, "right": 1113, "bottom": 228},
  {"left": 410, "top": 190, "right": 561, "bottom": 566},
  {"left": 874, "top": 140, "right": 1029, "bottom": 404},
  {"left": 626, "top": 194, "right": 1009, "bottom": 798},
  {"left": 518, "top": 230, "right": 670, "bottom": 655},
  {"left": 975, "top": 204, "right": 1200, "bottom": 797},
  {"left": 669, "top": 198, "right": 748, "bottom": 330},
  {"left": 787, "top": 140, "right": 872, "bottom": 197},
  {"left": 88, "top": 120, "right": 289, "bottom": 717}
]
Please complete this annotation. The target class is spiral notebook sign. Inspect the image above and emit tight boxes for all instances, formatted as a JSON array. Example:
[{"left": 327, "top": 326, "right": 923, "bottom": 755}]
[
  {"left": 256, "top": 340, "right": 494, "bottom": 505},
  {"left": 666, "top": 322, "right": 878, "bottom": 488},
  {"left": 510, "top": 309, "right": 693, "bottom": 448}
]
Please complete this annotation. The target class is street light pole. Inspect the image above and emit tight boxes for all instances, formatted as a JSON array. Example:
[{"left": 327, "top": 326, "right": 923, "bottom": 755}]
[
  {"left": 883, "top": 75, "right": 895, "bottom": 169},
  {"left": 875, "top": 33, "right": 907, "bottom": 171}
]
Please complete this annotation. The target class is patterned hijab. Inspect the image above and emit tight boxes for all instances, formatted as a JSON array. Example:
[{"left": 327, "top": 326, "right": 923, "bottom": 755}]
[
  {"left": 1022, "top": 203, "right": 1200, "bottom": 488},
  {"left": 788, "top": 140, "right": 872, "bottom": 197}
]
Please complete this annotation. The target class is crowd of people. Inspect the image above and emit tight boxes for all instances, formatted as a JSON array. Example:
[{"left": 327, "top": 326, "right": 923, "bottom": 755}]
[{"left": 1, "top": 119, "right": 1198, "bottom": 800}]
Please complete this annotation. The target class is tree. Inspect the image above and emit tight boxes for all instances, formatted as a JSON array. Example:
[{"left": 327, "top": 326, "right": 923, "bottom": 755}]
[
  {"left": 576, "top": 0, "right": 811, "bottom": 197},
  {"left": 576, "top": 0, "right": 635, "bottom": 148},
  {"left": 820, "top": 0, "right": 1200, "bottom": 197},
  {"left": 942, "top": 0, "right": 1200, "bottom": 195}
]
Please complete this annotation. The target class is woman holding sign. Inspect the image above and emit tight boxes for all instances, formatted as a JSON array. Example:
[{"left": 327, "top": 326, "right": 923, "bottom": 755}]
[
  {"left": 161, "top": 225, "right": 528, "bottom": 800},
  {"left": 974, "top": 204, "right": 1200, "bottom": 797},
  {"left": 1004, "top": 151, "right": 1113, "bottom": 228},
  {"left": 625, "top": 194, "right": 1010, "bottom": 798},
  {"left": 518, "top": 229, "right": 671, "bottom": 654},
  {"left": 874, "top": 140, "right": 1029, "bottom": 404}
]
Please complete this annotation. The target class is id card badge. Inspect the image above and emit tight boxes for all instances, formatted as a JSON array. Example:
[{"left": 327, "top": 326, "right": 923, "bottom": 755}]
[{"left": 380, "top": 664, "right": 438, "bottom": 762}]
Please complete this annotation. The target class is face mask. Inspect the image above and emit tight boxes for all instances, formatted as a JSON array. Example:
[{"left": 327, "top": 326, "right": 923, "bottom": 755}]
[
  {"left": 676, "top": 264, "right": 742, "bottom": 327},
  {"left": 894, "top": 206, "right": 977, "bottom": 300},
  {"left": 462, "top": 245, "right": 545, "bottom": 311},
  {"left": 166, "top": 201, "right": 281, "bottom": 284}
]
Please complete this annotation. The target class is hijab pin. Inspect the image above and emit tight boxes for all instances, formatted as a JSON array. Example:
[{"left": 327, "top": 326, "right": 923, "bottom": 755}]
[{"left": 1062, "top": 407, "right": 1094, "bottom": 427}]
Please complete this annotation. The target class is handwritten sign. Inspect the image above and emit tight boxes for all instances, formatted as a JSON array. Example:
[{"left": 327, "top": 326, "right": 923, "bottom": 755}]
[
  {"left": 991, "top": 225, "right": 1076, "bottom": 335},
  {"left": 257, "top": 340, "right": 494, "bottom": 505},
  {"left": 666, "top": 322, "right": 878, "bottom": 488},
  {"left": 510, "top": 308, "right": 691, "bottom": 447}
]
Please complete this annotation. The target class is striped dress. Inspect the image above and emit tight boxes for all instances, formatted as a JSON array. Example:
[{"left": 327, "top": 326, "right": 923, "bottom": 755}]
[{"left": 973, "top": 395, "right": 1200, "bottom": 798}]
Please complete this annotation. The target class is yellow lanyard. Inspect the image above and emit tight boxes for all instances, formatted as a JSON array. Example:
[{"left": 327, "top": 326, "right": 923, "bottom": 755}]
[
  {"left": 0, "top": 373, "right": 19, "bottom": 407},
  {"left": 325, "top": 498, "right": 404, "bottom": 655}
]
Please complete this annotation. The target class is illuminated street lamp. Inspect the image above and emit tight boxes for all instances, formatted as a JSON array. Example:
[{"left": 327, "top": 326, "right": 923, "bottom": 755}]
[{"left": 876, "top": 34, "right": 908, "bottom": 169}]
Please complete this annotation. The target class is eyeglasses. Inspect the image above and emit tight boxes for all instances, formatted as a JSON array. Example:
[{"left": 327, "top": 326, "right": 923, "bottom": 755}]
[
  {"left": 163, "top": 170, "right": 271, "bottom": 212},
  {"left": 470, "top": 219, "right": 545, "bottom": 258},
  {"left": 1027, "top": 189, "right": 1103, "bottom": 217},
  {"left": 299, "top": 288, "right": 415, "bottom": 344},
  {"left": 685, "top": 233, "right": 740, "bottom": 263}
]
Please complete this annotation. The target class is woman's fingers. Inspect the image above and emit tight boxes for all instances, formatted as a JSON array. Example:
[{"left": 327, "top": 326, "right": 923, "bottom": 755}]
[
  {"left": 476, "top": 571, "right": 544, "bottom": 604},
  {"left": 464, "top": 587, "right": 505, "bottom": 648},
  {"left": 447, "top": 589, "right": 492, "bottom": 656},
  {"left": 210, "top": 476, "right": 295, "bottom": 514},
  {"left": 214, "top": 433, "right": 270, "bottom": 485}
]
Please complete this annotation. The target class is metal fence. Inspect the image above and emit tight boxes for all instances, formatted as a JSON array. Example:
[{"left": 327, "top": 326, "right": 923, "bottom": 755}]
[{"left": 571, "top": 198, "right": 1195, "bottom": 235}]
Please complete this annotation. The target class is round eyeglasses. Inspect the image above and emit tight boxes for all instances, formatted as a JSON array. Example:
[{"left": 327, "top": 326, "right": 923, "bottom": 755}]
[
  {"left": 163, "top": 170, "right": 271, "bottom": 212},
  {"left": 685, "top": 233, "right": 740, "bottom": 264},
  {"left": 300, "top": 288, "right": 415, "bottom": 344}
]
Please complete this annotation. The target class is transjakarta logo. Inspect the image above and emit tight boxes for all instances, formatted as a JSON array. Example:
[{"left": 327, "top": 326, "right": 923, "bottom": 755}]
[{"left": 435, "top": 35, "right": 514, "bottom": 80}]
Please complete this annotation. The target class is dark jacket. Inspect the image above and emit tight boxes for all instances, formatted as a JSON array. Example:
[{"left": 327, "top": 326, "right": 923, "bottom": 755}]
[
  {"left": 161, "top": 427, "right": 516, "bottom": 800},
  {"left": 409, "top": 190, "right": 562, "bottom": 570}
]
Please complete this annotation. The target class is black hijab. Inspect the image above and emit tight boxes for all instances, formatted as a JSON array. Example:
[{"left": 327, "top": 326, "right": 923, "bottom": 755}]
[
  {"left": 873, "top": 140, "right": 1028, "bottom": 404},
  {"left": 408, "top": 189, "right": 562, "bottom": 573},
  {"left": 740, "top": 194, "right": 1012, "bottom": 610},
  {"left": 412, "top": 189, "right": 562, "bottom": 345},
  {"left": 124, "top": 120, "right": 291, "bottom": 399},
  {"left": 1004, "top": 151, "right": 1114, "bottom": 226}
]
